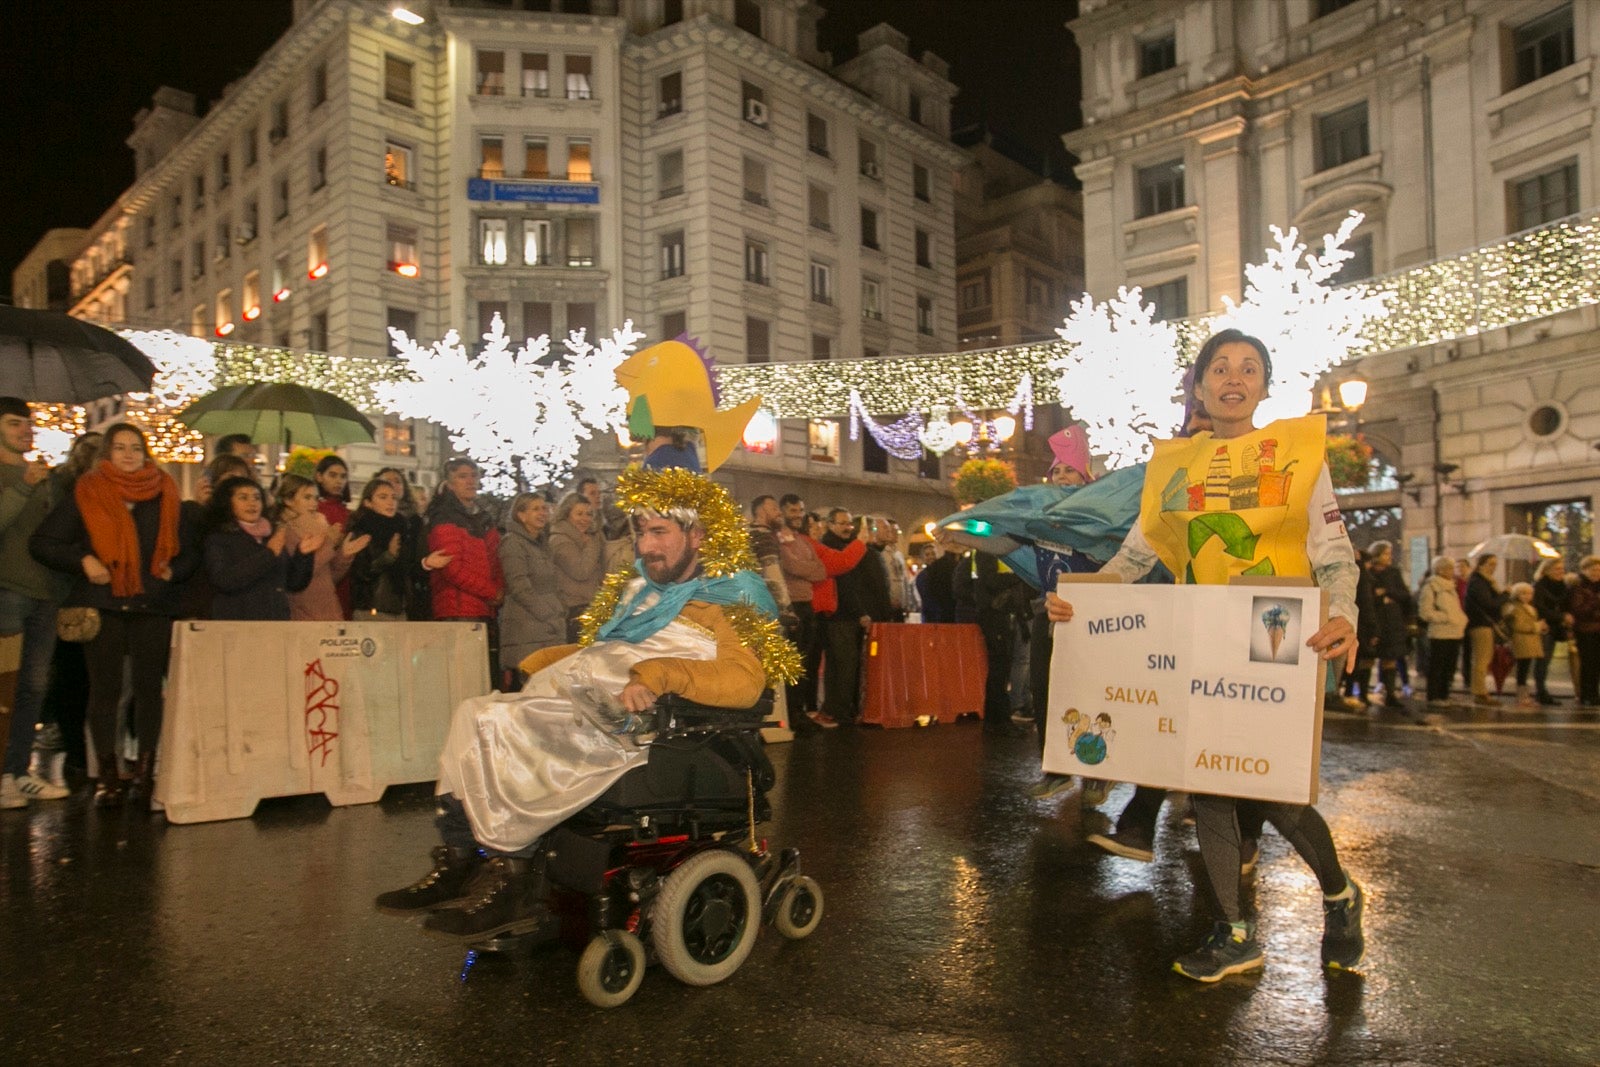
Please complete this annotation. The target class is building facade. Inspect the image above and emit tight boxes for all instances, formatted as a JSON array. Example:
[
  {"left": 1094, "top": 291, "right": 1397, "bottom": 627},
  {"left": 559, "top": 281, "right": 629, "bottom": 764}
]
[
  {"left": 11, "top": 228, "right": 88, "bottom": 312},
  {"left": 1063, "top": 0, "right": 1600, "bottom": 565},
  {"left": 58, "top": 0, "right": 967, "bottom": 520}
]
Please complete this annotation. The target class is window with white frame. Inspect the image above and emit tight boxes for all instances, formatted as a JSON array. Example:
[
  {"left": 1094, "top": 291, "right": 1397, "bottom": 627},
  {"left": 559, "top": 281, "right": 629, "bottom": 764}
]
[
  {"left": 661, "top": 230, "right": 685, "bottom": 279},
  {"left": 387, "top": 222, "right": 418, "bottom": 274},
  {"left": 745, "top": 238, "right": 769, "bottom": 285},
  {"left": 307, "top": 225, "right": 328, "bottom": 277},
  {"left": 858, "top": 137, "right": 882, "bottom": 180},
  {"left": 1512, "top": 160, "right": 1579, "bottom": 230},
  {"left": 477, "top": 50, "right": 506, "bottom": 95},
  {"left": 567, "top": 138, "right": 592, "bottom": 182},
  {"left": 1315, "top": 103, "right": 1369, "bottom": 172},
  {"left": 522, "top": 53, "right": 549, "bottom": 97},
  {"left": 523, "top": 219, "right": 552, "bottom": 265},
  {"left": 862, "top": 277, "right": 883, "bottom": 320},
  {"left": 385, "top": 140, "right": 413, "bottom": 188},
  {"left": 742, "top": 155, "right": 768, "bottom": 206},
  {"left": 741, "top": 81, "right": 768, "bottom": 127},
  {"left": 480, "top": 217, "right": 508, "bottom": 265},
  {"left": 860, "top": 206, "right": 881, "bottom": 250},
  {"left": 384, "top": 54, "right": 414, "bottom": 107},
  {"left": 808, "top": 184, "right": 831, "bottom": 230},
  {"left": 659, "top": 149, "right": 684, "bottom": 197},
  {"left": 745, "top": 316, "right": 770, "bottom": 362},
  {"left": 565, "top": 55, "right": 593, "bottom": 99},
  {"left": 809, "top": 260, "right": 832, "bottom": 304},
  {"left": 480, "top": 137, "right": 504, "bottom": 179},
  {"left": 1135, "top": 158, "right": 1185, "bottom": 218},
  {"left": 566, "top": 217, "right": 597, "bottom": 266},
  {"left": 1511, "top": 5, "right": 1574, "bottom": 89},
  {"left": 658, "top": 71, "right": 682, "bottom": 118},
  {"left": 807, "top": 112, "right": 829, "bottom": 157},
  {"left": 523, "top": 137, "right": 549, "bottom": 180}
]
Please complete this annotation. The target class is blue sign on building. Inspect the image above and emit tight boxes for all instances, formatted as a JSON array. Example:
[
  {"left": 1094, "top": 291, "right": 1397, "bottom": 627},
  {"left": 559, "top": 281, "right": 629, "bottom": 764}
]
[{"left": 466, "top": 178, "right": 601, "bottom": 204}]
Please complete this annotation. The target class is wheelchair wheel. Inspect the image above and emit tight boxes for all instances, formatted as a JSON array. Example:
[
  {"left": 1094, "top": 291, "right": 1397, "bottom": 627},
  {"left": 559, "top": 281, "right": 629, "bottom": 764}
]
[
  {"left": 576, "top": 930, "right": 646, "bottom": 1009},
  {"left": 773, "top": 876, "right": 824, "bottom": 940},
  {"left": 650, "top": 849, "right": 761, "bottom": 987}
]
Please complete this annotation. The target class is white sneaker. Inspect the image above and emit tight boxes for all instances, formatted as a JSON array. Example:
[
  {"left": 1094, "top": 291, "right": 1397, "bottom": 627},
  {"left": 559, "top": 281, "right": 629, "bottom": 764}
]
[{"left": 2, "top": 772, "right": 69, "bottom": 804}]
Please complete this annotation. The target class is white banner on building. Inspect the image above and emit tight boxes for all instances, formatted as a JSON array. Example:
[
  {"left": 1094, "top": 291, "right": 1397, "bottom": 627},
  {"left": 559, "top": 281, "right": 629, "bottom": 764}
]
[{"left": 1044, "top": 577, "right": 1326, "bottom": 805}]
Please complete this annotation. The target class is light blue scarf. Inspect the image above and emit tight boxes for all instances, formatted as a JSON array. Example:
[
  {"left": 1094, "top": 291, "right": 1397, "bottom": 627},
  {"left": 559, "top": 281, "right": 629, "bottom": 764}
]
[{"left": 594, "top": 561, "right": 776, "bottom": 644}]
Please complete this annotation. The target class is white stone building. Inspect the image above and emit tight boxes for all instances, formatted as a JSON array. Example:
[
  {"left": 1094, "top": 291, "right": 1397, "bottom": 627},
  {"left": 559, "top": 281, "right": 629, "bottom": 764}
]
[
  {"left": 58, "top": 0, "right": 967, "bottom": 518},
  {"left": 1064, "top": 0, "right": 1600, "bottom": 566}
]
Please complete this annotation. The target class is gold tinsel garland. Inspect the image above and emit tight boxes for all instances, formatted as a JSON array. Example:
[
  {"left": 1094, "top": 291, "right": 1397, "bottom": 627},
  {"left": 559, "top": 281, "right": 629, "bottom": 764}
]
[{"left": 575, "top": 466, "right": 799, "bottom": 687}]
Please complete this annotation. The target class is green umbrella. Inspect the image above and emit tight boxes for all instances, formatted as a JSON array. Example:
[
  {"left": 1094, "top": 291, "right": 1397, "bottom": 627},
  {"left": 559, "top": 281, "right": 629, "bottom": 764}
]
[{"left": 176, "top": 383, "right": 376, "bottom": 448}]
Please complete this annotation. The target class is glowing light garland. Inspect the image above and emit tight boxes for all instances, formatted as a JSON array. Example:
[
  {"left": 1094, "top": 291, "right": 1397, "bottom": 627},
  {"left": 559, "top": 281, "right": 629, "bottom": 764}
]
[{"left": 377, "top": 313, "right": 642, "bottom": 494}]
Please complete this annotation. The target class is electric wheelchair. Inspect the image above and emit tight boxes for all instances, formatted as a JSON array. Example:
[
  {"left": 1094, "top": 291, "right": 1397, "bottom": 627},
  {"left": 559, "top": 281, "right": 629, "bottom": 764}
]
[{"left": 464, "top": 693, "right": 824, "bottom": 1008}]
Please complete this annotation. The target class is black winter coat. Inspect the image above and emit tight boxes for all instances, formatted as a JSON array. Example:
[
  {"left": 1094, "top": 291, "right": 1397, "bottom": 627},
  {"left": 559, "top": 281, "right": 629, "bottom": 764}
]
[
  {"left": 1533, "top": 575, "right": 1571, "bottom": 641},
  {"left": 1465, "top": 572, "right": 1506, "bottom": 630},
  {"left": 1366, "top": 564, "right": 1414, "bottom": 659},
  {"left": 823, "top": 531, "right": 892, "bottom": 622},
  {"left": 30, "top": 492, "right": 200, "bottom": 617},
  {"left": 204, "top": 525, "right": 315, "bottom": 621}
]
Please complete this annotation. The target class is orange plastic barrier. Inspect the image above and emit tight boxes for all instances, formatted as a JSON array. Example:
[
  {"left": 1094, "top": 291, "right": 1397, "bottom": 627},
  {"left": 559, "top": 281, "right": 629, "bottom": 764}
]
[{"left": 859, "top": 623, "right": 987, "bottom": 728}]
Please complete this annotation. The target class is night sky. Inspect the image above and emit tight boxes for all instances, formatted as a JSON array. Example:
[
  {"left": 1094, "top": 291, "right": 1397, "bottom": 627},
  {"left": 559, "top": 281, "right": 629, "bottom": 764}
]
[{"left": 0, "top": 0, "right": 1079, "bottom": 304}]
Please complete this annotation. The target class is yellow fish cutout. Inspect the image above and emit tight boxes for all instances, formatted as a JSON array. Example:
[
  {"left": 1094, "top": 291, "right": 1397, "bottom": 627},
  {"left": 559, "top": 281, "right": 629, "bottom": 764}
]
[
  {"left": 1138, "top": 414, "right": 1326, "bottom": 585},
  {"left": 613, "top": 340, "right": 762, "bottom": 474}
]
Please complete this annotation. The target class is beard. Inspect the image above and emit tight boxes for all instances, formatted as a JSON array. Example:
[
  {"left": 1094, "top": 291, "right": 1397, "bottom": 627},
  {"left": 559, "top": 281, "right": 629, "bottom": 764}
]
[{"left": 642, "top": 545, "right": 699, "bottom": 584}]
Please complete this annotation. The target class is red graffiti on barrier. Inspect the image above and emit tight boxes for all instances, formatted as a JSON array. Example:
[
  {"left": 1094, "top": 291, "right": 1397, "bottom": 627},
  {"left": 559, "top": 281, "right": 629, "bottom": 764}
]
[{"left": 304, "top": 658, "right": 340, "bottom": 767}]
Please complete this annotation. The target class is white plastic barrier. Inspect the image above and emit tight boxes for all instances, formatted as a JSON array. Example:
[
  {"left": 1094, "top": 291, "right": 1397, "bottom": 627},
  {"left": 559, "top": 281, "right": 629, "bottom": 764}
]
[{"left": 155, "top": 620, "right": 490, "bottom": 824}]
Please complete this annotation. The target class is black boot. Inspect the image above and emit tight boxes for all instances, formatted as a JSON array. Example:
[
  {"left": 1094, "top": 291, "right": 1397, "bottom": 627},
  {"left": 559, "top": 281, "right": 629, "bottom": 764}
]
[
  {"left": 422, "top": 856, "right": 551, "bottom": 940},
  {"left": 126, "top": 753, "right": 155, "bottom": 805},
  {"left": 93, "top": 753, "right": 125, "bottom": 808},
  {"left": 375, "top": 846, "right": 483, "bottom": 913},
  {"left": 1379, "top": 668, "right": 1404, "bottom": 710}
]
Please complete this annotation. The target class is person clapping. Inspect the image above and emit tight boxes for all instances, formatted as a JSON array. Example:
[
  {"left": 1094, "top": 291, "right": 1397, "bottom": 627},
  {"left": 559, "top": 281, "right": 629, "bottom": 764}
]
[
  {"left": 203, "top": 477, "right": 319, "bottom": 621},
  {"left": 274, "top": 473, "right": 369, "bottom": 622}
]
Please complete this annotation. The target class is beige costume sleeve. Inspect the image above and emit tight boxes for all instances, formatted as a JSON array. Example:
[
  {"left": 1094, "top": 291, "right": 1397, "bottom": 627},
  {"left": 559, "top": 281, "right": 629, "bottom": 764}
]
[{"left": 628, "top": 601, "right": 766, "bottom": 708}]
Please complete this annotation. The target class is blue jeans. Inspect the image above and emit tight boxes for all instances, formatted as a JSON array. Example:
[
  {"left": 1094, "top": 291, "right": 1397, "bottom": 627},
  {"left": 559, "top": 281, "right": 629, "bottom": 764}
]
[{"left": 0, "top": 588, "right": 59, "bottom": 777}]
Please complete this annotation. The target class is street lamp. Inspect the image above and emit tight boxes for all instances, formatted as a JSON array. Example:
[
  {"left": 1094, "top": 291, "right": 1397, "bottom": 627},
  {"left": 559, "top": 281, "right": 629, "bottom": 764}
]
[{"left": 1337, "top": 377, "right": 1368, "bottom": 411}]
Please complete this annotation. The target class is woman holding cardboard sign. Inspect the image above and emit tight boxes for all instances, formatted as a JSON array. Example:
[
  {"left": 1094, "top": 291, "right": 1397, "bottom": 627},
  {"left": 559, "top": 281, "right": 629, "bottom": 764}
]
[{"left": 1046, "top": 329, "right": 1365, "bottom": 983}]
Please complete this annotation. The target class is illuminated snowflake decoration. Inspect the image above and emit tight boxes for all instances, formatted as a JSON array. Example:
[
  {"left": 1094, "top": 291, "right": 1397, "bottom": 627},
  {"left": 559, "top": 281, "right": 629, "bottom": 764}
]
[
  {"left": 1214, "top": 211, "right": 1390, "bottom": 424},
  {"left": 378, "top": 313, "right": 644, "bottom": 494},
  {"left": 1051, "top": 287, "right": 1185, "bottom": 467},
  {"left": 122, "top": 329, "right": 220, "bottom": 406}
]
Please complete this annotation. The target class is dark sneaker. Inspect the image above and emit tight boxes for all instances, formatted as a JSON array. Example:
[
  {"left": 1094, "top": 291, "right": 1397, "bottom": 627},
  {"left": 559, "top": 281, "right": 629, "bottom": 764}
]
[
  {"left": 423, "top": 857, "right": 551, "bottom": 940},
  {"left": 375, "top": 846, "right": 482, "bottom": 913},
  {"left": 1172, "top": 921, "right": 1264, "bottom": 982},
  {"left": 1322, "top": 880, "right": 1367, "bottom": 971},
  {"left": 1026, "top": 773, "right": 1075, "bottom": 799},
  {"left": 1086, "top": 827, "right": 1155, "bottom": 863},
  {"left": 1240, "top": 837, "right": 1260, "bottom": 875}
]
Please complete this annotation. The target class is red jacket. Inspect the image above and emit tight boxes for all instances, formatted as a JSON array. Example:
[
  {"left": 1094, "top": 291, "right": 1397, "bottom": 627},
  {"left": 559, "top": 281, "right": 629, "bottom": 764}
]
[
  {"left": 804, "top": 535, "right": 866, "bottom": 616},
  {"left": 428, "top": 522, "right": 504, "bottom": 619}
]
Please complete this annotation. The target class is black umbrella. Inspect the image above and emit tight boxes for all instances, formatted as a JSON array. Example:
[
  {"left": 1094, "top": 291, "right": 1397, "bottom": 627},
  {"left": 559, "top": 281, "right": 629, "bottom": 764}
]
[
  {"left": 176, "top": 382, "right": 377, "bottom": 448},
  {"left": 0, "top": 306, "right": 158, "bottom": 402}
]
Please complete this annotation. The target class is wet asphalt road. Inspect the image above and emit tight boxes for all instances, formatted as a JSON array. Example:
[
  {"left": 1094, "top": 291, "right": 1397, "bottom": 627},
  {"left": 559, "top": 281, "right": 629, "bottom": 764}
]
[{"left": 3, "top": 705, "right": 1598, "bottom": 1067}]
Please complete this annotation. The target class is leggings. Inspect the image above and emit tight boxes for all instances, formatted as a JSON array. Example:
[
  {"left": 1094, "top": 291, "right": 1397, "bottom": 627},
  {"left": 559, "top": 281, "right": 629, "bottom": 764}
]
[
  {"left": 1192, "top": 794, "right": 1346, "bottom": 922},
  {"left": 1515, "top": 658, "right": 1534, "bottom": 686},
  {"left": 84, "top": 611, "right": 173, "bottom": 758}
]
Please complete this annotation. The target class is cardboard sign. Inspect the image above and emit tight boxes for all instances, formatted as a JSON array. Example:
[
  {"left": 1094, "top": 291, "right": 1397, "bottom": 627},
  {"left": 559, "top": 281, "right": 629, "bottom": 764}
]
[{"left": 1044, "top": 577, "right": 1326, "bottom": 805}]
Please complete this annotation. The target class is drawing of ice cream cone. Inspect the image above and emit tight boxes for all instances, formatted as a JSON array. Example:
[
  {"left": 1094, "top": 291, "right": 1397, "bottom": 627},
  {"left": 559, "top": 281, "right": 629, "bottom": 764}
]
[{"left": 1261, "top": 605, "right": 1290, "bottom": 660}]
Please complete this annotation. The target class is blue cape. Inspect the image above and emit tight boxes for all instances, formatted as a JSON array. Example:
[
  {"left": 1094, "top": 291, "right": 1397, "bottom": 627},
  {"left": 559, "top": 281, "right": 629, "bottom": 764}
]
[
  {"left": 935, "top": 465, "right": 1171, "bottom": 589},
  {"left": 594, "top": 561, "right": 776, "bottom": 644}
]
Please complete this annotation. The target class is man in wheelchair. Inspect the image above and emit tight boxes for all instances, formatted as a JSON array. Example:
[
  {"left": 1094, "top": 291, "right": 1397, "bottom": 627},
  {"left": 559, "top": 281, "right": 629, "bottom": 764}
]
[{"left": 377, "top": 467, "right": 788, "bottom": 942}]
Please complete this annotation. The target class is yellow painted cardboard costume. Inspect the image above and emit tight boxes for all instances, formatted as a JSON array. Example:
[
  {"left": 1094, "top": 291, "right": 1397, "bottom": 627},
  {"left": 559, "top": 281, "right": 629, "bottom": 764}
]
[{"left": 1138, "top": 414, "right": 1327, "bottom": 584}]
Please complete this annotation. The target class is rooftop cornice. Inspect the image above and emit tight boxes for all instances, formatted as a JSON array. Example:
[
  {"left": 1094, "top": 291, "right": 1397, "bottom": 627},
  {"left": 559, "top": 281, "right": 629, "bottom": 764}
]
[
  {"left": 434, "top": 6, "right": 627, "bottom": 43},
  {"left": 625, "top": 16, "right": 968, "bottom": 168}
]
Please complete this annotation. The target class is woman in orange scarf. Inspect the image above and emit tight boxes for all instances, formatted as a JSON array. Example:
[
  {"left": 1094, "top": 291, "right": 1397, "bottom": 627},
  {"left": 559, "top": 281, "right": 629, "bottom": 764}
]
[{"left": 30, "top": 422, "right": 197, "bottom": 807}]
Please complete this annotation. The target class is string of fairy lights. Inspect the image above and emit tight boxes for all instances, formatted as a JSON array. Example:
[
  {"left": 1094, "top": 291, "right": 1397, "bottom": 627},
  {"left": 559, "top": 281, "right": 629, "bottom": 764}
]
[{"left": 32, "top": 208, "right": 1600, "bottom": 464}]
